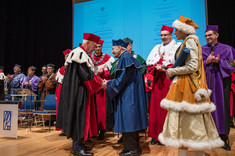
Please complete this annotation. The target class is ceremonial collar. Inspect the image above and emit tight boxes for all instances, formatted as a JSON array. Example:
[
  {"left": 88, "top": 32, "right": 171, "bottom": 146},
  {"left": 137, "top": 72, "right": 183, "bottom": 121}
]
[{"left": 208, "top": 42, "right": 219, "bottom": 47}]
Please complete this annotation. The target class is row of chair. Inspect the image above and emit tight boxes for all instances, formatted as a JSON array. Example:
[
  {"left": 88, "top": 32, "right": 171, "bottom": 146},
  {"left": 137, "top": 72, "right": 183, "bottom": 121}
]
[{"left": 19, "top": 94, "right": 56, "bottom": 132}]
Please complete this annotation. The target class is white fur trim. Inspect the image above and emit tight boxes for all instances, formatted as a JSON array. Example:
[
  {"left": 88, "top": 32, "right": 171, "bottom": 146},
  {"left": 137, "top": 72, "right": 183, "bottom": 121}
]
[
  {"left": 160, "top": 99, "right": 216, "bottom": 113},
  {"left": 172, "top": 20, "right": 196, "bottom": 34},
  {"left": 158, "top": 133, "right": 224, "bottom": 150},
  {"left": 208, "top": 89, "right": 212, "bottom": 95},
  {"left": 65, "top": 47, "right": 94, "bottom": 71},
  {"left": 0, "top": 73, "right": 5, "bottom": 80},
  {"left": 146, "top": 39, "right": 181, "bottom": 66},
  {"left": 97, "top": 57, "right": 115, "bottom": 71},
  {"left": 194, "top": 88, "right": 211, "bottom": 102},
  {"left": 56, "top": 69, "right": 64, "bottom": 84}
]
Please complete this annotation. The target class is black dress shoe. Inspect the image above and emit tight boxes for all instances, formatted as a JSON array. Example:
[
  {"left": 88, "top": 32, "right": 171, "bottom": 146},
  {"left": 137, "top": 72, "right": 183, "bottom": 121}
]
[
  {"left": 117, "top": 136, "right": 123, "bottom": 143},
  {"left": 230, "top": 124, "right": 235, "bottom": 128},
  {"left": 59, "top": 132, "right": 66, "bottom": 136},
  {"left": 97, "top": 134, "right": 104, "bottom": 140},
  {"left": 150, "top": 138, "right": 158, "bottom": 145},
  {"left": 97, "top": 133, "right": 104, "bottom": 140},
  {"left": 151, "top": 140, "right": 163, "bottom": 146},
  {"left": 74, "top": 149, "right": 93, "bottom": 156},
  {"left": 119, "top": 150, "right": 140, "bottom": 156},
  {"left": 84, "top": 145, "right": 92, "bottom": 151},
  {"left": 222, "top": 143, "right": 231, "bottom": 151},
  {"left": 85, "top": 139, "right": 92, "bottom": 143}
]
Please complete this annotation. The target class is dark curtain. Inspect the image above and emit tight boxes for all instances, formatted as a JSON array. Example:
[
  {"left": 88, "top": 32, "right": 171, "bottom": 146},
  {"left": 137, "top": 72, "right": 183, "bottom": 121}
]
[
  {"left": 0, "top": 0, "right": 72, "bottom": 75},
  {"left": 207, "top": 0, "right": 235, "bottom": 48}
]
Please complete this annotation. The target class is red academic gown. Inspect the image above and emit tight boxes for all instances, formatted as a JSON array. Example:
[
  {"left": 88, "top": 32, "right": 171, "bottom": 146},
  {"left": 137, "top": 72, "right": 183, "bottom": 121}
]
[
  {"left": 55, "top": 66, "right": 65, "bottom": 131},
  {"left": 90, "top": 52, "right": 113, "bottom": 130},
  {"left": 83, "top": 75, "right": 103, "bottom": 140},
  {"left": 147, "top": 58, "right": 172, "bottom": 140}
]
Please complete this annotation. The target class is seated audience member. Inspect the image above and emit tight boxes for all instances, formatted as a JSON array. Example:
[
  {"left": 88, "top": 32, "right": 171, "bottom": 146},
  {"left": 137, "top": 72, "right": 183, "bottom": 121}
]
[
  {"left": 21, "top": 66, "right": 39, "bottom": 94},
  {"left": 5, "top": 64, "right": 25, "bottom": 94}
]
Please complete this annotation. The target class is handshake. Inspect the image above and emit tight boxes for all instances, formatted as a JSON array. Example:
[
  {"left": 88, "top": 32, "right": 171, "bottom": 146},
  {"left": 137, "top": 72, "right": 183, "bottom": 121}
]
[{"left": 101, "top": 79, "right": 108, "bottom": 90}]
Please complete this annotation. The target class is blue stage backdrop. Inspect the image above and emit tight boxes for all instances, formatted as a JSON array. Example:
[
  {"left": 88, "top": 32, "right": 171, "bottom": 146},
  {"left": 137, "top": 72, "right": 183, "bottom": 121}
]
[{"left": 73, "top": 0, "right": 207, "bottom": 60}]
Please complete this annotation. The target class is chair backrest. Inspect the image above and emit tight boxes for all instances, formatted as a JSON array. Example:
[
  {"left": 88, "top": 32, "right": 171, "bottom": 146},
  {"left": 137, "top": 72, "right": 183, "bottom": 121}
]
[
  {"left": 21, "top": 95, "right": 35, "bottom": 110},
  {"left": 5, "top": 94, "right": 11, "bottom": 100},
  {"left": 44, "top": 94, "right": 56, "bottom": 110}
]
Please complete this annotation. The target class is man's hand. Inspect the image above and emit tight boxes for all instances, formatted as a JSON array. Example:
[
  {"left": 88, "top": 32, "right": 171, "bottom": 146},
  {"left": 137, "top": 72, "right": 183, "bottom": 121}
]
[
  {"left": 155, "top": 64, "right": 166, "bottom": 72},
  {"left": 211, "top": 54, "right": 220, "bottom": 63},
  {"left": 7, "top": 75, "right": 13, "bottom": 82},
  {"left": 24, "top": 82, "right": 29, "bottom": 86},
  {"left": 206, "top": 52, "right": 214, "bottom": 64},
  {"left": 42, "top": 76, "right": 48, "bottom": 83},
  {"left": 166, "top": 70, "right": 171, "bottom": 80},
  {"left": 97, "top": 68, "right": 104, "bottom": 74},
  {"left": 101, "top": 79, "right": 107, "bottom": 90}
]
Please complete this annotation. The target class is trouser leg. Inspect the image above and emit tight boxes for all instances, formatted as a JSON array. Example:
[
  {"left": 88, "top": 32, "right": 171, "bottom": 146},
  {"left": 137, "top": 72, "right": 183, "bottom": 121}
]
[{"left": 122, "top": 132, "right": 140, "bottom": 152}]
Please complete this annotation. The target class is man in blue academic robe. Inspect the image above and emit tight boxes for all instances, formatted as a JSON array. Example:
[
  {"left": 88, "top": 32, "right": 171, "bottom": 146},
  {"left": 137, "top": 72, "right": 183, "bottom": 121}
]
[
  {"left": 103, "top": 39, "right": 148, "bottom": 156},
  {"left": 202, "top": 25, "right": 235, "bottom": 150}
]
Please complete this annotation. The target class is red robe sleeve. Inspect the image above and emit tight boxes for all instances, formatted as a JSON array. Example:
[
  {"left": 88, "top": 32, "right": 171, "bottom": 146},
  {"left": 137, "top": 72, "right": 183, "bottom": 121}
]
[
  {"left": 99, "top": 70, "right": 112, "bottom": 80},
  {"left": 83, "top": 73, "right": 103, "bottom": 95},
  {"left": 147, "top": 63, "right": 173, "bottom": 78}
]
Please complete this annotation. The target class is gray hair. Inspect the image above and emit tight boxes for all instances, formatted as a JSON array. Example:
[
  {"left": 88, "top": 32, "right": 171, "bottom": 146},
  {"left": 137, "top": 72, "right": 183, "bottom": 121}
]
[
  {"left": 121, "top": 47, "right": 126, "bottom": 50},
  {"left": 83, "top": 39, "right": 88, "bottom": 43}
]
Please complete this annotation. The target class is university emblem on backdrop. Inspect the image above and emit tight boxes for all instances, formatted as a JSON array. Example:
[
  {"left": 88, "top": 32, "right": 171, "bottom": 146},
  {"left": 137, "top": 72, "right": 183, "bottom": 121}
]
[
  {"left": 100, "top": 7, "right": 105, "bottom": 12},
  {"left": 3, "top": 111, "right": 11, "bottom": 130}
]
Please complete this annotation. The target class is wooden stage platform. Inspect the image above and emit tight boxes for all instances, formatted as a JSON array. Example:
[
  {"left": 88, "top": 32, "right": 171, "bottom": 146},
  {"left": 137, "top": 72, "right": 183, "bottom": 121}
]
[{"left": 0, "top": 126, "right": 235, "bottom": 156}]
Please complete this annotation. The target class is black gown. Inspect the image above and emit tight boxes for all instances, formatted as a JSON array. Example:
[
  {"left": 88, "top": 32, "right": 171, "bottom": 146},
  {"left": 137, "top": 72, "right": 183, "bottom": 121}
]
[{"left": 56, "top": 61, "right": 94, "bottom": 141}]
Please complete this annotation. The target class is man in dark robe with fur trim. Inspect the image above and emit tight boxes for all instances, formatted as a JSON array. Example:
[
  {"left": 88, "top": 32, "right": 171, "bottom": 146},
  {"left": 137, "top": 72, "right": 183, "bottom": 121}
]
[{"left": 56, "top": 33, "right": 104, "bottom": 156}]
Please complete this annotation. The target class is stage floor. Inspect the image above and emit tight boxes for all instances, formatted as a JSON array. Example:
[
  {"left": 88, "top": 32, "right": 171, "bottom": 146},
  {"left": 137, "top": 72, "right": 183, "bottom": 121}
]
[{"left": 0, "top": 126, "right": 235, "bottom": 156}]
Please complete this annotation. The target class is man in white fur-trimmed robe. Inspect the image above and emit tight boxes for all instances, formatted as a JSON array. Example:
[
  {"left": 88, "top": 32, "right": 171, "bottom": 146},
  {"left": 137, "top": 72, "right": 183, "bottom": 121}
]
[{"left": 146, "top": 25, "right": 181, "bottom": 145}]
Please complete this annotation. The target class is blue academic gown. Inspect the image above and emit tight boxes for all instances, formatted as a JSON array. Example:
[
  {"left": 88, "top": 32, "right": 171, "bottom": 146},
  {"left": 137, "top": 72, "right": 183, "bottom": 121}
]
[
  {"left": 107, "top": 51, "right": 148, "bottom": 133},
  {"left": 5, "top": 73, "right": 25, "bottom": 93}
]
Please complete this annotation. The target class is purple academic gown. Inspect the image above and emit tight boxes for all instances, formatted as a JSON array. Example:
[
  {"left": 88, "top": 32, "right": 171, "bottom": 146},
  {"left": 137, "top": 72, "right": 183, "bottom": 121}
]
[
  {"left": 202, "top": 42, "right": 235, "bottom": 134},
  {"left": 21, "top": 75, "right": 40, "bottom": 93}
]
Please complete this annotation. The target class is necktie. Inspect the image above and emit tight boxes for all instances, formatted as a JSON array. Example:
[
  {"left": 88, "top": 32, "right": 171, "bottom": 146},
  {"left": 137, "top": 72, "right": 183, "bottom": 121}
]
[
  {"left": 209, "top": 45, "right": 214, "bottom": 101},
  {"left": 210, "top": 46, "right": 214, "bottom": 53}
]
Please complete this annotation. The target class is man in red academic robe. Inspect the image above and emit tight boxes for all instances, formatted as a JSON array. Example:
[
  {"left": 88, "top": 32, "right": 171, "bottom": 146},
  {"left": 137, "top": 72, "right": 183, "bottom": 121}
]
[
  {"left": 90, "top": 39, "right": 115, "bottom": 140},
  {"left": 56, "top": 33, "right": 104, "bottom": 156},
  {"left": 55, "top": 49, "right": 71, "bottom": 133},
  {"left": 146, "top": 25, "right": 181, "bottom": 145},
  {"left": 230, "top": 73, "right": 235, "bottom": 128}
]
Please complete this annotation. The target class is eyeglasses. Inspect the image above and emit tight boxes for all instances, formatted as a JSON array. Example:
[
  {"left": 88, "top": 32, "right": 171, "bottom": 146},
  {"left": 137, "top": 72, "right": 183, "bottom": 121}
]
[
  {"left": 205, "top": 33, "right": 216, "bottom": 38},
  {"left": 160, "top": 34, "right": 170, "bottom": 37}
]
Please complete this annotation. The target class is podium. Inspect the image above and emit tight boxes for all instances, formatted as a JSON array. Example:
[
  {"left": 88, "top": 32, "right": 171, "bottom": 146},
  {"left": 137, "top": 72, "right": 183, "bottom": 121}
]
[{"left": 0, "top": 101, "right": 18, "bottom": 138}]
